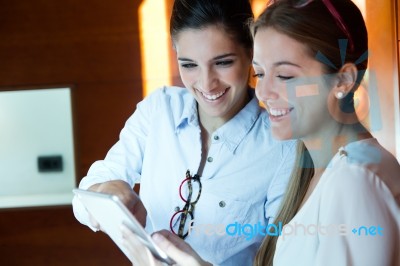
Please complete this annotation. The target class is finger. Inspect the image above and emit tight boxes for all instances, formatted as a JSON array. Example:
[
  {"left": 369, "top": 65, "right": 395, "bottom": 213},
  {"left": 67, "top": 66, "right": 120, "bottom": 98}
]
[
  {"left": 152, "top": 232, "right": 200, "bottom": 265},
  {"left": 121, "top": 224, "right": 142, "bottom": 246},
  {"left": 88, "top": 214, "right": 101, "bottom": 230},
  {"left": 121, "top": 225, "right": 159, "bottom": 266},
  {"left": 155, "top": 230, "right": 195, "bottom": 254}
]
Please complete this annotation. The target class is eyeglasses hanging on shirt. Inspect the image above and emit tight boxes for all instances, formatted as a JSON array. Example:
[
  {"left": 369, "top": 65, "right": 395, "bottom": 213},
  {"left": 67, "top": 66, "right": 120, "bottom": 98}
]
[{"left": 169, "top": 169, "right": 202, "bottom": 239}]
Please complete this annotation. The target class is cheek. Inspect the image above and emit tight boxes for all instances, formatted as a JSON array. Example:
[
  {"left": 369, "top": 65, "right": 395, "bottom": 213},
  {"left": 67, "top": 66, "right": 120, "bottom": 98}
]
[
  {"left": 230, "top": 63, "right": 250, "bottom": 84},
  {"left": 179, "top": 69, "right": 195, "bottom": 88},
  {"left": 254, "top": 84, "right": 263, "bottom": 100},
  {"left": 297, "top": 97, "right": 330, "bottom": 136}
]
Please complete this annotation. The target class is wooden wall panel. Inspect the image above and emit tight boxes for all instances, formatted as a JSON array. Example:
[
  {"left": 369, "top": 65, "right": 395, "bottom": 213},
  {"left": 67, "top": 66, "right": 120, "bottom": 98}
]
[
  {"left": 0, "top": 0, "right": 144, "bottom": 178},
  {"left": 366, "top": 0, "right": 399, "bottom": 157},
  {"left": 165, "top": 0, "right": 184, "bottom": 87},
  {"left": 0, "top": 0, "right": 143, "bottom": 265},
  {"left": 0, "top": 206, "right": 131, "bottom": 266}
]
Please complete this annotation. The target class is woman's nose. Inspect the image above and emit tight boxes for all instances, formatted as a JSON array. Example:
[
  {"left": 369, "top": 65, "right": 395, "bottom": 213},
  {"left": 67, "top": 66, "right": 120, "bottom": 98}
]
[
  {"left": 255, "top": 78, "right": 278, "bottom": 102},
  {"left": 198, "top": 69, "right": 217, "bottom": 92}
]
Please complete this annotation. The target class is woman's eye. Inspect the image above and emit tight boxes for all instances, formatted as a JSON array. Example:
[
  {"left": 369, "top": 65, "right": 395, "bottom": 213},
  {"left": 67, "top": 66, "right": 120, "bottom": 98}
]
[
  {"left": 216, "top": 60, "right": 234, "bottom": 66},
  {"left": 277, "top": 75, "right": 294, "bottom": 80},
  {"left": 252, "top": 73, "right": 264, "bottom": 79},
  {"left": 181, "top": 63, "right": 197, "bottom": 69}
]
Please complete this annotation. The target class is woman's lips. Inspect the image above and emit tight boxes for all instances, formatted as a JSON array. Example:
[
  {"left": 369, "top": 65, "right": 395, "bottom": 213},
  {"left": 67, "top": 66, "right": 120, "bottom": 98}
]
[
  {"left": 197, "top": 88, "right": 229, "bottom": 101},
  {"left": 268, "top": 107, "right": 294, "bottom": 121}
]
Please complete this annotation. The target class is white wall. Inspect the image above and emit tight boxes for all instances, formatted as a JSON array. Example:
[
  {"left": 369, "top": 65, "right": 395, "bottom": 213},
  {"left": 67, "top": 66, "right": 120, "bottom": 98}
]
[{"left": 0, "top": 88, "right": 76, "bottom": 208}]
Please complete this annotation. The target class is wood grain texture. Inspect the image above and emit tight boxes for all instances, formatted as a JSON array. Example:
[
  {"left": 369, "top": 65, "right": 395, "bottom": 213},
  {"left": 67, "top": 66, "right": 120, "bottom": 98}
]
[
  {"left": 0, "top": 206, "right": 131, "bottom": 266},
  {"left": 0, "top": 0, "right": 143, "bottom": 265}
]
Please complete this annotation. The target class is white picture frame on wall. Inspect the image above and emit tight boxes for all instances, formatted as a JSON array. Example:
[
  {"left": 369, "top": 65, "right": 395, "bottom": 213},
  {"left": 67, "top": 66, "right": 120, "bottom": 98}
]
[{"left": 0, "top": 87, "right": 76, "bottom": 208}]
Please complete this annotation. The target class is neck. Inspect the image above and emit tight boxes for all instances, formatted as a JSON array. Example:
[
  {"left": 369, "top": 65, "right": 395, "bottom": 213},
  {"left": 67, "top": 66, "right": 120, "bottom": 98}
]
[
  {"left": 198, "top": 114, "right": 225, "bottom": 135},
  {"left": 302, "top": 121, "right": 372, "bottom": 172},
  {"left": 198, "top": 89, "right": 251, "bottom": 134}
]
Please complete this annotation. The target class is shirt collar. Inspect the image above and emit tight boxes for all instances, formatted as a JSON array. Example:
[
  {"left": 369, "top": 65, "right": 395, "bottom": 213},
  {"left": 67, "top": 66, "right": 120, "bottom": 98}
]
[
  {"left": 175, "top": 89, "right": 262, "bottom": 153},
  {"left": 219, "top": 90, "right": 261, "bottom": 153},
  {"left": 176, "top": 95, "right": 198, "bottom": 129}
]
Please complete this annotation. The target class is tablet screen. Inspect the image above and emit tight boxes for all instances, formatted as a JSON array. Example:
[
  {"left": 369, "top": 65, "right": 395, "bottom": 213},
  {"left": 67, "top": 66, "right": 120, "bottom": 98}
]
[{"left": 73, "top": 188, "right": 174, "bottom": 265}]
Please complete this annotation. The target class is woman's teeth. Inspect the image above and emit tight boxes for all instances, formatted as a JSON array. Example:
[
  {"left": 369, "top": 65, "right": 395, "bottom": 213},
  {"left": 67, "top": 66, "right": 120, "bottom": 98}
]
[
  {"left": 201, "top": 89, "right": 226, "bottom": 101},
  {"left": 269, "top": 108, "right": 292, "bottom": 117}
]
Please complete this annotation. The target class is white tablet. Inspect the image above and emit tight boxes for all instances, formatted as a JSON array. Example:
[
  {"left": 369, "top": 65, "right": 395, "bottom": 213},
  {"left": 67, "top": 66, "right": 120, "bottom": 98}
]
[{"left": 73, "top": 188, "right": 175, "bottom": 265}]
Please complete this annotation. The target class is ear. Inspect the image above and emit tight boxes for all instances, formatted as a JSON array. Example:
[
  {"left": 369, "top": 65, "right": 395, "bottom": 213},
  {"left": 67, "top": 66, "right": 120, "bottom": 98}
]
[{"left": 332, "top": 63, "right": 357, "bottom": 99}]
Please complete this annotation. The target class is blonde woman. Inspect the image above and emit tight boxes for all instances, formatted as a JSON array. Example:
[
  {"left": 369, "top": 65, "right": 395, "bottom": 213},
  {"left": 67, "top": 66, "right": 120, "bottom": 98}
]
[{"left": 251, "top": 0, "right": 400, "bottom": 265}]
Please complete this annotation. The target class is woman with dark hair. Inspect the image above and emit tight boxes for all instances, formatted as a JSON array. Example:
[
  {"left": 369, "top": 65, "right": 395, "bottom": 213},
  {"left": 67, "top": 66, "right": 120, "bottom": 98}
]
[
  {"left": 72, "top": 0, "right": 296, "bottom": 265},
  {"left": 122, "top": 0, "right": 400, "bottom": 265}
]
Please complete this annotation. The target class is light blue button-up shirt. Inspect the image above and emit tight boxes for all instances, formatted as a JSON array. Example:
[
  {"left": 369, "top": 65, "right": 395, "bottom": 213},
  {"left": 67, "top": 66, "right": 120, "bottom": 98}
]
[{"left": 73, "top": 86, "right": 297, "bottom": 266}]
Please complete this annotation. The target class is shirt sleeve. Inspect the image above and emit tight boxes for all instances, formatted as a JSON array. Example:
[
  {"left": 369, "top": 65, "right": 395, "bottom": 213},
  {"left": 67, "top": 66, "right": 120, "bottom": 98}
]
[
  {"left": 264, "top": 140, "right": 297, "bottom": 225},
  {"left": 72, "top": 88, "right": 162, "bottom": 228},
  {"left": 316, "top": 164, "right": 400, "bottom": 266}
]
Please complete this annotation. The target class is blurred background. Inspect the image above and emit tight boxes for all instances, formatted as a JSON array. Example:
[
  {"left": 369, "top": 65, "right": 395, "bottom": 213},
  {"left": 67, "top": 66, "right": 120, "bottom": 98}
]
[{"left": 0, "top": 0, "right": 398, "bottom": 265}]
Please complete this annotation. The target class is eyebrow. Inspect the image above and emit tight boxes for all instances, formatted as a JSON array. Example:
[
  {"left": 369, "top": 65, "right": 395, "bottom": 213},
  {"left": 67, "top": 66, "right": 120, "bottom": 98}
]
[
  {"left": 178, "top": 53, "right": 236, "bottom": 62},
  {"left": 252, "top": 60, "right": 302, "bottom": 68}
]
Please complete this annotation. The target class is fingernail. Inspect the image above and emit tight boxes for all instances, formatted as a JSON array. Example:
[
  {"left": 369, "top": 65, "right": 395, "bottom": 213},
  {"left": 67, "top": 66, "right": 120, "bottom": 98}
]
[
  {"left": 152, "top": 233, "right": 164, "bottom": 243},
  {"left": 120, "top": 225, "right": 127, "bottom": 236}
]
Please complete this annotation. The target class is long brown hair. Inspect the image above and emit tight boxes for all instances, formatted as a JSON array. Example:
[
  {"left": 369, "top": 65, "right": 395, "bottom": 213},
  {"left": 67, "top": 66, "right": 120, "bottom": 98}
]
[{"left": 252, "top": 0, "right": 368, "bottom": 265}]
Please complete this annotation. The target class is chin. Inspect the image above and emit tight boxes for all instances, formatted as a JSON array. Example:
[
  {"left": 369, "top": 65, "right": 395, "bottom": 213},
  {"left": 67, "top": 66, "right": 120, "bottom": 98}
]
[{"left": 271, "top": 128, "right": 294, "bottom": 141}]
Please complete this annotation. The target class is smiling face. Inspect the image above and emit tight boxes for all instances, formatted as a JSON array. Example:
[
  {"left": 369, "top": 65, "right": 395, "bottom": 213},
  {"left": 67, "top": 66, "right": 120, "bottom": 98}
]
[
  {"left": 174, "top": 25, "right": 252, "bottom": 122},
  {"left": 253, "top": 27, "right": 336, "bottom": 140}
]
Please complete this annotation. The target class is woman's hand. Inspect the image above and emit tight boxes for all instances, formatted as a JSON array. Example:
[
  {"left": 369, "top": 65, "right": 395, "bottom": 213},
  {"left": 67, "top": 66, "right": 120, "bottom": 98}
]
[
  {"left": 121, "top": 226, "right": 212, "bottom": 266},
  {"left": 121, "top": 224, "right": 163, "bottom": 266},
  {"left": 152, "top": 230, "right": 212, "bottom": 266},
  {"left": 88, "top": 180, "right": 147, "bottom": 230}
]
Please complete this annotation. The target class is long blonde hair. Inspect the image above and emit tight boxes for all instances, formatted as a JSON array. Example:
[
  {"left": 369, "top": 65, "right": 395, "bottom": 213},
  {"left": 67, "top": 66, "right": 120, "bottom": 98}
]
[
  {"left": 254, "top": 141, "right": 314, "bottom": 266},
  {"left": 252, "top": 0, "right": 368, "bottom": 264}
]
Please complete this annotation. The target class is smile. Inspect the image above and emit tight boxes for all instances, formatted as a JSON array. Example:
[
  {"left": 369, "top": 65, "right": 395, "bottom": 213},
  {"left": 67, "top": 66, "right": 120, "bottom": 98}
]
[
  {"left": 198, "top": 88, "right": 228, "bottom": 101},
  {"left": 269, "top": 107, "right": 294, "bottom": 118}
]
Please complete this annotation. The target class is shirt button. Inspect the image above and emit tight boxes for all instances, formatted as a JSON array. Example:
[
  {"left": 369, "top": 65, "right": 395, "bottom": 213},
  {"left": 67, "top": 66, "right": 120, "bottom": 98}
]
[
  {"left": 213, "top": 135, "right": 219, "bottom": 140},
  {"left": 207, "top": 157, "right": 213, "bottom": 162},
  {"left": 174, "top": 206, "right": 180, "bottom": 212},
  {"left": 219, "top": 201, "right": 226, "bottom": 208}
]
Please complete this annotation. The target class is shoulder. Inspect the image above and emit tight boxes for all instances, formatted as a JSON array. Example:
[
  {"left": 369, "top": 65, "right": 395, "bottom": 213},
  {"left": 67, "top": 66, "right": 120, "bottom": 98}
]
[
  {"left": 142, "top": 86, "right": 191, "bottom": 105},
  {"left": 319, "top": 148, "right": 400, "bottom": 220},
  {"left": 339, "top": 139, "right": 400, "bottom": 205},
  {"left": 138, "top": 86, "right": 195, "bottom": 115},
  {"left": 323, "top": 160, "right": 379, "bottom": 194},
  {"left": 318, "top": 163, "right": 395, "bottom": 228}
]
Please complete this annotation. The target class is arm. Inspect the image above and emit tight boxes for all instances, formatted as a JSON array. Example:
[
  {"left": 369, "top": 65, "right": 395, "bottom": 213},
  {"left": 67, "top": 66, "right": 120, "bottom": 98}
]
[{"left": 72, "top": 90, "right": 161, "bottom": 229}]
